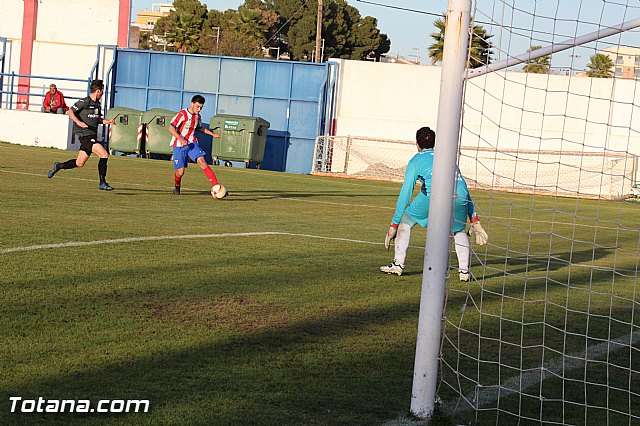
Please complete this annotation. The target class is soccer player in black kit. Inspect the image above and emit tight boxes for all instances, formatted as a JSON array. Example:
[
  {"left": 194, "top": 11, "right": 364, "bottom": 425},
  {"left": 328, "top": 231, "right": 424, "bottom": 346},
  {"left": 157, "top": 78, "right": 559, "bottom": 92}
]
[{"left": 48, "top": 79, "right": 116, "bottom": 190}]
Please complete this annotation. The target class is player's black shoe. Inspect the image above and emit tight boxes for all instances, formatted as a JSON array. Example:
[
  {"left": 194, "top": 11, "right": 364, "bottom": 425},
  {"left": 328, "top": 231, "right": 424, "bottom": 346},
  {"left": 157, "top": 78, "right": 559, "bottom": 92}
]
[
  {"left": 98, "top": 182, "right": 114, "bottom": 191},
  {"left": 172, "top": 187, "right": 181, "bottom": 196},
  {"left": 48, "top": 162, "right": 62, "bottom": 179}
]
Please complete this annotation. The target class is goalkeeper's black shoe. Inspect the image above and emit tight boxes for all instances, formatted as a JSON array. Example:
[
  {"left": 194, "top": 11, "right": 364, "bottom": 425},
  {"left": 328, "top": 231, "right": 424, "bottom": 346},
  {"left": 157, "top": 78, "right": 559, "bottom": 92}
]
[{"left": 48, "top": 162, "right": 62, "bottom": 179}]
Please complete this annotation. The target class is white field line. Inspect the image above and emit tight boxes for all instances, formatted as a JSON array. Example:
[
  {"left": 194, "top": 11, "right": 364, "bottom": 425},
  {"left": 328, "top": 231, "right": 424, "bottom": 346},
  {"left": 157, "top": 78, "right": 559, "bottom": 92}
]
[
  {"left": 0, "top": 231, "right": 425, "bottom": 254},
  {"left": 444, "top": 331, "right": 640, "bottom": 414}
]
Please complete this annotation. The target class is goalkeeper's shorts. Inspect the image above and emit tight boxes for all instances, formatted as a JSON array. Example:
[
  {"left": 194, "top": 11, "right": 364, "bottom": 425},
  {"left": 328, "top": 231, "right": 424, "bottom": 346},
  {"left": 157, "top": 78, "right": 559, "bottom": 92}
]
[{"left": 405, "top": 193, "right": 469, "bottom": 234}]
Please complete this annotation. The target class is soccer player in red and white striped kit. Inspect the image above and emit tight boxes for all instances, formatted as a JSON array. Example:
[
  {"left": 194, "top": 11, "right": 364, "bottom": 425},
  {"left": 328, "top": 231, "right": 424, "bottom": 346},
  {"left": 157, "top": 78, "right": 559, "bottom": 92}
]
[{"left": 168, "top": 95, "right": 224, "bottom": 196}]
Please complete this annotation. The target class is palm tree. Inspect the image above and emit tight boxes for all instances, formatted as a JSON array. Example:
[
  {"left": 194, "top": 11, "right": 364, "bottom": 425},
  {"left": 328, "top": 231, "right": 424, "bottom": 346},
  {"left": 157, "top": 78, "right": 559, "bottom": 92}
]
[
  {"left": 522, "top": 45, "right": 550, "bottom": 74},
  {"left": 163, "top": 13, "right": 203, "bottom": 53},
  {"left": 229, "top": 7, "right": 268, "bottom": 40},
  {"left": 428, "top": 14, "right": 493, "bottom": 68},
  {"left": 585, "top": 53, "right": 614, "bottom": 78}
]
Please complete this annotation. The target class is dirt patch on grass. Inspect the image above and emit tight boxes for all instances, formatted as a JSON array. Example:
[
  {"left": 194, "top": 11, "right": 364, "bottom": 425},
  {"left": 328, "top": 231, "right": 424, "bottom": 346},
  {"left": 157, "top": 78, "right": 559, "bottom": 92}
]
[{"left": 144, "top": 297, "right": 288, "bottom": 331}]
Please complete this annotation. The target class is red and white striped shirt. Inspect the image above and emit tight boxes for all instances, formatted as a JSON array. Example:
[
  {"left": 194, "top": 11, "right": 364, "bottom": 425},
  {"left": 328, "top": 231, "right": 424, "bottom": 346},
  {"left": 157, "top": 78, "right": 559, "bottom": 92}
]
[{"left": 170, "top": 108, "right": 202, "bottom": 147}]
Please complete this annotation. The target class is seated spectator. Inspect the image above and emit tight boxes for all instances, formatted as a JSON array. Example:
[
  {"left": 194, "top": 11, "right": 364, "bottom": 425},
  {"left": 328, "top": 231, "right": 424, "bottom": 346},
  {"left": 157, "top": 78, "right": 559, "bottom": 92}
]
[{"left": 41, "top": 84, "right": 68, "bottom": 114}]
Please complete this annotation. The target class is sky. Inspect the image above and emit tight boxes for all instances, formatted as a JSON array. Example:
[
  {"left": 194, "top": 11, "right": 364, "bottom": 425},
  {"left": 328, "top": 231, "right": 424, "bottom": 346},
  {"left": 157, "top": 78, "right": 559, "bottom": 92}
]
[{"left": 131, "top": 0, "right": 640, "bottom": 70}]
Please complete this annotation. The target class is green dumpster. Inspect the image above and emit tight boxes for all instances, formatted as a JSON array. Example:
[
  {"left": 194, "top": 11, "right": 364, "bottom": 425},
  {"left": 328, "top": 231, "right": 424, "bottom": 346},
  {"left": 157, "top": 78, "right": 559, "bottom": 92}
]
[
  {"left": 142, "top": 108, "right": 177, "bottom": 158},
  {"left": 209, "top": 115, "right": 270, "bottom": 168},
  {"left": 105, "top": 107, "right": 144, "bottom": 156}
]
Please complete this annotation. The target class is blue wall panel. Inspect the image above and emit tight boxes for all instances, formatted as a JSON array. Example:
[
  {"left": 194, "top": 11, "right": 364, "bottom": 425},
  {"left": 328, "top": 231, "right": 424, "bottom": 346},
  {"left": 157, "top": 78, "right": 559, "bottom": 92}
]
[
  {"left": 219, "top": 59, "right": 254, "bottom": 96},
  {"left": 291, "top": 64, "right": 326, "bottom": 101},
  {"left": 115, "top": 51, "right": 149, "bottom": 86},
  {"left": 285, "top": 138, "right": 315, "bottom": 174},
  {"left": 255, "top": 62, "right": 291, "bottom": 99},
  {"left": 149, "top": 54, "right": 183, "bottom": 89},
  {"left": 147, "top": 89, "right": 182, "bottom": 111},
  {"left": 217, "top": 95, "right": 252, "bottom": 115},
  {"left": 113, "top": 87, "right": 147, "bottom": 110},
  {"left": 184, "top": 56, "right": 219, "bottom": 93},
  {"left": 253, "top": 98, "right": 288, "bottom": 131},
  {"left": 112, "top": 49, "right": 328, "bottom": 174},
  {"left": 289, "top": 101, "right": 320, "bottom": 139},
  {"left": 261, "top": 133, "right": 288, "bottom": 172}
]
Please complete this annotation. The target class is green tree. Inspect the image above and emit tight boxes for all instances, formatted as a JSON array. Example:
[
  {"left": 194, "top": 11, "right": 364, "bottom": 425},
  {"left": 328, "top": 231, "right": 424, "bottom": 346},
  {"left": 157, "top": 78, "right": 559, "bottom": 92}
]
[
  {"left": 522, "top": 45, "right": 550, "bottom": 74},
  {"left": 351, "top": 16, "right": 390, "bottom": 60},
  {"left": 585, "top": 53, "right": 614, "bottom": 78},
  {"left": 142, "top": 0, "right": 389, "bottom": 61},
  {"left": 154, "top": 0, "right": 207, "bottom": 53},
  {"left": 428, "top": 14, "right": 493, "bottom": 68},
  {"left": 271, "top": 0, "right": 389, "bottom": 61},
  {"left": 200, "top": 2, "right": 279, "bottom": 57}
]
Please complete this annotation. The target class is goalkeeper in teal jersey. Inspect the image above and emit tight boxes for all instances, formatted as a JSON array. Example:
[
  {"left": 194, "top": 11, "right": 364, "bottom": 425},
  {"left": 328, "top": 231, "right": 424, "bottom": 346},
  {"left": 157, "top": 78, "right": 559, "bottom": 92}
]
[{"left": 380, "top": 126, "right": 488, "bottom": 280}]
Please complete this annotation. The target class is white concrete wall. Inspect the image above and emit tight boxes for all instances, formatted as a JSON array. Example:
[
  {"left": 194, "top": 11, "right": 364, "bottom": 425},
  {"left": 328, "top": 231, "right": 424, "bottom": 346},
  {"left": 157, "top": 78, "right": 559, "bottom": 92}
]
[
  {"left": 332, "top": 59, "right": 640, "bottom": 157},
  {"left": 0, "top": 0, "right": 118, "bottom": 110},
  {"left": 462, "top": 71, "right": 640, "bottom": 156},
  {"left": 0, "top": 109, "right": 76, "bottom": 150},
  {"left": 0, "top": 0, "right": 24, "bottom": 39},
  {"left": 0, "top": 0, "right": 22, "bottom": 105},
  {"left": 331, "top": 59, "right": 442, "bottom": 142}
]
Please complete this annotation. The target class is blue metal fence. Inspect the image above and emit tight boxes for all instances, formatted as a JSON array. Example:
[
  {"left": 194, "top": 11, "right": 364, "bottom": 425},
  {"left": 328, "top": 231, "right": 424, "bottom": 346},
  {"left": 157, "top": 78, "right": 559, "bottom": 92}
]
[
  {"left": 112, "top": 49, "right": 330, "bottom": 173},
  {"left": 0, "top": 72, "right": 91, "bottom": 109},
  {"left": 0, "top": 37, "right": 111, "bottom": 111}
]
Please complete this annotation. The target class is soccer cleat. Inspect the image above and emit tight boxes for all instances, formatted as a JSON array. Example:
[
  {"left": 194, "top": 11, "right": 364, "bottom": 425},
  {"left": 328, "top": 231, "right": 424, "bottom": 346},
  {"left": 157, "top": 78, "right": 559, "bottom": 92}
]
[
  {"left": 98, "top": 182, "right": 114, "bottom": 191},
  {"left": 172, "top": 187, "right": 181, "bottom": 196},
  {"left": 380, "top": 261, "right": 404, "bottom": 276},
  {"left": 459, "top": 271, "right": 470, "bottom": 282},
  {"left": 48, "top": 162, "right": 62, "bottom": 179}
]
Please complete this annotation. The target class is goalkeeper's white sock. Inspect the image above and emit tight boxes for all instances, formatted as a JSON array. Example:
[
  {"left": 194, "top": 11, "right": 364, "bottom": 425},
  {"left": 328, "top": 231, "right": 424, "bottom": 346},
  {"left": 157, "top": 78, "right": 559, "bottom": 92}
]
[
  {"left": 394, "top": 223, "right": 412, "bottom": 266},
  {"left": 454, "top": 231, "right": 470, "bottom": 272}
]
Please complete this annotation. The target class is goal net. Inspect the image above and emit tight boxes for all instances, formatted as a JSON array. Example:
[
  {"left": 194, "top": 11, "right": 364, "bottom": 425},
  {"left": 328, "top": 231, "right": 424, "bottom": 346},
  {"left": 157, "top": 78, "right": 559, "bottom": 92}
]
[
  {"left": 315, "top": 1, "right": 640, "bottom": 424},
  {"left": 442, "top": 1, "right": 640, "bottom": 425},
  {"left": 314, "top": 136, "right": 638, "bottom": 199}
]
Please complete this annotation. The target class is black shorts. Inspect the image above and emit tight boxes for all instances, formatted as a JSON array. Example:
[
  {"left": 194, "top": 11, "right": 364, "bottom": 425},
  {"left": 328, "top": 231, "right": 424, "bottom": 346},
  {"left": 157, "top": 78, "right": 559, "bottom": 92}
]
[{"left": 78, "top": 135, "right": 98, "bottom": 155}]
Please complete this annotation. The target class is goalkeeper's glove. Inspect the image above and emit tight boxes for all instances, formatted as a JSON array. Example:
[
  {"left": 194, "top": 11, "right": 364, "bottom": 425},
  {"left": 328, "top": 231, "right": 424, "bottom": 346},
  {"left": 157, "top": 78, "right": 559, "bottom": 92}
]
[
  {"left": 385, "top": 223, "right": 399, "bottom": 249},
  {"left": 468, "top": 218, "right": 488, "bottom": 246}
]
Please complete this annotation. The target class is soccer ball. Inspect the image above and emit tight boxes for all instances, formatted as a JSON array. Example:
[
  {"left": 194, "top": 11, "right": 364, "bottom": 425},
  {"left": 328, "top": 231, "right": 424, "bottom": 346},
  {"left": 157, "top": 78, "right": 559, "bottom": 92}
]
[{"left": 211, "top": 184, "right": 227, "bottom": 199}]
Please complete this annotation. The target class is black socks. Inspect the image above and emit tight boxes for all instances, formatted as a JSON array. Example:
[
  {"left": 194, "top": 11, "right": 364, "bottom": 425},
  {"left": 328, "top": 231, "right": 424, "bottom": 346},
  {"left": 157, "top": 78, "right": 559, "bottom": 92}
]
[
  {"left": 98, "top": 158, "right": 108, "bottom": 183},
  {"left": 61, "top": 159, "right": 78, "bottom": 170}
]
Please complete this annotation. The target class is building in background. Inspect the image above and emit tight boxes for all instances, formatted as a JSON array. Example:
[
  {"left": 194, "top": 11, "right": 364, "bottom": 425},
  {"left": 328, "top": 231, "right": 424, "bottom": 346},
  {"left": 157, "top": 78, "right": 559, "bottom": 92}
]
[
  {"left": 129, "top": 3, "right": 174, "bottom": 49},
  {"left": 132, "top": 3, "right": 174, "bottom": 34},
  {"left": 599, "top": 46, "right": 640, "bottom": 79},
  {"left": 379, "top": 54, "right": 420, "bottom": 65}
]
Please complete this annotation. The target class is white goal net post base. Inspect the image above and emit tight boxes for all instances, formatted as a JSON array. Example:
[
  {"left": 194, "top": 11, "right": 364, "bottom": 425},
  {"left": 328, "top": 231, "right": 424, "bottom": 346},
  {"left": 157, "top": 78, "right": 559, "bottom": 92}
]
[{"left": 312, "top": 135, "right": 639, "bottom": 200}]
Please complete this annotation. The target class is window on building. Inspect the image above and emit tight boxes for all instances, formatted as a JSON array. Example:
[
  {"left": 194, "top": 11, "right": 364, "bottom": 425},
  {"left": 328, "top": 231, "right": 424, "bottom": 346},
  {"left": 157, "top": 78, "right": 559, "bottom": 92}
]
[
  {"left": 147, "top": 20, "right": 155, "bottom": 26},
  {"left": 635, "top": 68, "right": 640, "bottom": 78},
  {"left": 635, "top": 56, "right": 640, "bottom": 66},
  {"left": 616, "top": 55, "right": 624, "bottom": 64},
  {"left": 615, "top": 67, "right": 623, "bottom": 76}
]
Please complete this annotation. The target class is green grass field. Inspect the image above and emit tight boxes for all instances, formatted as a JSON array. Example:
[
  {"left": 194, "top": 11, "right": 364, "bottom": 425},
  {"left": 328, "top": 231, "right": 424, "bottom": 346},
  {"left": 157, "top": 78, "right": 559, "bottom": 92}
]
[{"left": 1, "top": 142, "right": 639, "bottom": 425}]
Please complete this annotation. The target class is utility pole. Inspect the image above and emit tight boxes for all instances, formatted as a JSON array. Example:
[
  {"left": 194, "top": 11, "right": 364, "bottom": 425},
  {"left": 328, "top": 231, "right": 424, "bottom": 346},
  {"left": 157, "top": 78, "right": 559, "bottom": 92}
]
[
  {"left": 211, "top": 27, "right": 220, "bottom": 53},
  {"left": 315, "top": 0, "right": 323, "bottom": 63}
]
